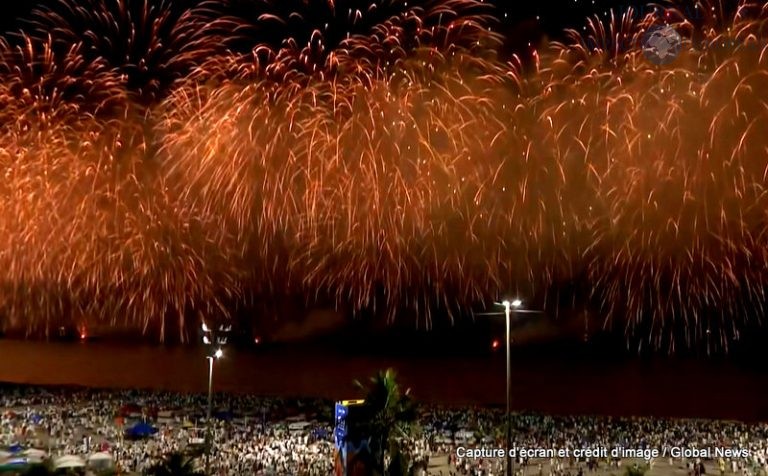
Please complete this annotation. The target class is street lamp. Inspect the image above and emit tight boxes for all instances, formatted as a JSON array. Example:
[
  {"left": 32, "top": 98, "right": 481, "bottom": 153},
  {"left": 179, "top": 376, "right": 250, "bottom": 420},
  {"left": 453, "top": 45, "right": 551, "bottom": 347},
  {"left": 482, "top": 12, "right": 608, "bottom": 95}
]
[
  {"left": 201, "top": 322, "right": 230, "bottom": 475},
  {"left": 207, "top": 348, "right": 223, "bottom": 419},
  {"left": 499, "top": 299, "right": 522, "bottom": 476},
  {"left": 477, "top": 301, "right": 543, "bottom": 476},
  {"left": 501, "top": 300, "right": 516, "bottom": 476}
]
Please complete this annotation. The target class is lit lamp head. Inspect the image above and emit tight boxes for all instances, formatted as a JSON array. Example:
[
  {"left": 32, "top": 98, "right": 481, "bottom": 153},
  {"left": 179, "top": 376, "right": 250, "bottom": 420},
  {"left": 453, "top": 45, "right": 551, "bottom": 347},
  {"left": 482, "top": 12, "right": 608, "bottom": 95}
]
[
  {"left": 500, "top": 299, "right": 522, "bottom": 311},
  {"left": 214, "top": 348, "right": 223, "bottom": 359}
]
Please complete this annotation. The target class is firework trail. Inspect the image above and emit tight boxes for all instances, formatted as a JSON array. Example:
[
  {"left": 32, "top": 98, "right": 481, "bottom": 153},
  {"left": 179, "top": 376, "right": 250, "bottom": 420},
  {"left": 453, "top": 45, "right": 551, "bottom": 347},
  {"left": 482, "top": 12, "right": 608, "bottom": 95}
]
[
  {"left": 160, "top": 0, "right": 768, "bottom": 350},
  {"left": 1, "top": 0, "right": 768, "bottom": 350},
  {"left": 0, "top": 35, "right": 129, "bottom": 125},
  {"left": 159, "top": 0, "right": 523, "bottom": 328},
  {"left": 0, "top": 2, "right": 238, "bottom": 340},
  {"left": 22, "top": 0, "right": 217, "bottom": 104},
  {"left": 187, "top": 0, "right": 502, "bottom": 83},
  {"left": 0, "top": 107, "right": 239, "bottom": 339},
  {"left": 161, "top": 71, "right": 572, "bottom": 326},
  {"left": 536, "top": 1, "right": 768, "bottom": 351}
]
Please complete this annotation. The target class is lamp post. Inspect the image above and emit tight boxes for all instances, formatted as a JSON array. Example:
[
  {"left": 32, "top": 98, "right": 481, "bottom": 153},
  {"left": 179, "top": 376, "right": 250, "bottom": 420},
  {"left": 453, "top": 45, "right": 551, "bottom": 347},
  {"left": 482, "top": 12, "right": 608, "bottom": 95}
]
[
  {"left": 207, "top": 348, "right": 223, "bottom": 420},
  {"left": 202, "top": 323, "right": 229, "bottom": 475},
  {"left": 500, "top": 299, "right": 521, "bottom": 476}
]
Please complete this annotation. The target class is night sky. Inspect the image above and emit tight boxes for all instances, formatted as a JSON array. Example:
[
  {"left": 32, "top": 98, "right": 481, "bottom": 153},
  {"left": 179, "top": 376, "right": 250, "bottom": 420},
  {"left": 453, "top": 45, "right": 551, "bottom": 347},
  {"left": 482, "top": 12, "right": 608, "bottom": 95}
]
[{"left": 0, "top": 1, "right": 658, "bottom": 38}]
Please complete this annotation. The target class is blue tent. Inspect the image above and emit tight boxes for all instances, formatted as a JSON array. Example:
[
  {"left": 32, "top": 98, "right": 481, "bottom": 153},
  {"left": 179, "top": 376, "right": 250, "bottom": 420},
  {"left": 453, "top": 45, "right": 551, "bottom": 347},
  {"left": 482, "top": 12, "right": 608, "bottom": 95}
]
[
  {"left": 125, "top": 422, "right": 158, "bottom": 438},
  {"left": 0, "top": 457, "right": 28, "bottom": 471},
  {"left": 213, "top": 411, "right": 233, "bottom": 421},
  {"left": 8, "top": 444, "right": 23, "bottom": 454}
]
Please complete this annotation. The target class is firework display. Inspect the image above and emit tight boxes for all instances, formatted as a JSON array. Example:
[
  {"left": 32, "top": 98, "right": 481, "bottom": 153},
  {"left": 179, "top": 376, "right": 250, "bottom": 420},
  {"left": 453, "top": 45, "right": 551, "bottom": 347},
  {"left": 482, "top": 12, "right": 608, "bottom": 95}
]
[{"left": 0, "top": 0, "right": 766, "bottom": 349}]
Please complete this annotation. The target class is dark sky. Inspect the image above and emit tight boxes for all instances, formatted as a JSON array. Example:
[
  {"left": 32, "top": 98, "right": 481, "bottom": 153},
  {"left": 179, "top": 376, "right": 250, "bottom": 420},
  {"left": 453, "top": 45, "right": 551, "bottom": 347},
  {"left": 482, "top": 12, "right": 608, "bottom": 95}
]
[{"left": 0, "top": 0, "right": 658, "bottom": 46}]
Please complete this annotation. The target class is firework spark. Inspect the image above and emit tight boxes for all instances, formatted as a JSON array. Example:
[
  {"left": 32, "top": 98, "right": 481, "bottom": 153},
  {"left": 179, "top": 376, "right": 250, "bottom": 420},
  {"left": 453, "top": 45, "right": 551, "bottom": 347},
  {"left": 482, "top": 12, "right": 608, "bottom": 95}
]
[
  {"left": 23, "top": 0, "right": 217, "bottom": 103},
  {"left": 0, "top": 0, "right": 766, "bottom": 350}
]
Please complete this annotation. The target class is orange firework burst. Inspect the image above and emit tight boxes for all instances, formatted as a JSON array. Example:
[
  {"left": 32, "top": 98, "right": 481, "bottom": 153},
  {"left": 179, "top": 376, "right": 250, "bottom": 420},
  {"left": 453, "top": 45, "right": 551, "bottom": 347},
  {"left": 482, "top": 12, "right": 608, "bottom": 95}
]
[
  {"left": 0, "top": 35, "right": 129, "bottom": 125},
  {"left": 533, "top": 0, "right": 768, "bottom": 351},
  {"left": 159, "top": 59, "right": 571, "bottom": 327},
  {"left": 23, "top": 0, "right": 218, "bottom": 103},
  {"left": 187, "top": 0, "right": 502, "bottom": 84},
  {"left": 1, "top": 0, "right": 767, "bottom": 351},
  {"left": 0, "top": 108, "right": 239, "bottom": 340},
  {"left": 0, "top": 24, "right": 238, "bottom": 342},
  {"left": 159, "top": 0, "right": 768, "bottom": 350}
]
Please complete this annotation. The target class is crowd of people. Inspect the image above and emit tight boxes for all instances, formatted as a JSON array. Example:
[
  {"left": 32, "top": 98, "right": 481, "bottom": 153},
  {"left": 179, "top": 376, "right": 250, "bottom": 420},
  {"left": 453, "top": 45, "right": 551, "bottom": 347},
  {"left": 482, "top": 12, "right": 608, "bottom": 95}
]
[
  {"left": 426, "top": 410, "right": 768, "bottom": 476},
  {"left": 0, "top": 386, "right": 337, "bottom": 474},
  {"left": 1, "top": 385, "right": 767, "bottom": 475}
]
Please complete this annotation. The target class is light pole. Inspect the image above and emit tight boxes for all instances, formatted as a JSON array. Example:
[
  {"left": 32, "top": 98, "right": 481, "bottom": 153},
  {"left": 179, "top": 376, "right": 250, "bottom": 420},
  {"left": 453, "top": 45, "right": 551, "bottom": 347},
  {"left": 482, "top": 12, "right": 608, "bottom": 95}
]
[
  {"left": 207, "top": 348, "right": 223, "bottom": 419},
  {"left": 500, "top": 299, "right": 521, "bottom": 476},
  {"left": 202, "top": 323, "right": 229, "bottom": 475}
]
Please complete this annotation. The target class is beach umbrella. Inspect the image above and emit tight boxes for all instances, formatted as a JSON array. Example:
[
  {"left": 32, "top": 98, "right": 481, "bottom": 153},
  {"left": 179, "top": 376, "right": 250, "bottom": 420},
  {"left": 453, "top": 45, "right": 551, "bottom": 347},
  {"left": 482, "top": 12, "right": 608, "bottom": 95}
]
[
  {"left": 87, "top": 452, "right": 114, "bottom": 470},
  {"left": 87, "top": 452, "right": 112, "bottom": 462},
  {"left": 125, "top": 421, "right": 158, "bottom": 439},
  {"left": 22, "top": 449, "right": 46, "bottom": 464},
  {"left": 54, "top": 455, "right": 85, "bottom": 469},
  {"left": 0, "top": 457, "right": 28, "bottom": 472}
]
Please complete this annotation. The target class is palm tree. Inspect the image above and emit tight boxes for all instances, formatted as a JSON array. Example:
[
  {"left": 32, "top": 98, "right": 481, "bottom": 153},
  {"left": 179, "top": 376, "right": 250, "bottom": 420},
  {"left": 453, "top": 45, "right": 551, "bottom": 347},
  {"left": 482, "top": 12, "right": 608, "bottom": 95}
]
[
  {"left": 386, "top": 444, "right": 410, "bottom": 476},
  {"left": 352, "top": 368, "right": 418, "bottom": 476},
  {"left": 145, "top": 452, "right": 204, "bottom": 476}
]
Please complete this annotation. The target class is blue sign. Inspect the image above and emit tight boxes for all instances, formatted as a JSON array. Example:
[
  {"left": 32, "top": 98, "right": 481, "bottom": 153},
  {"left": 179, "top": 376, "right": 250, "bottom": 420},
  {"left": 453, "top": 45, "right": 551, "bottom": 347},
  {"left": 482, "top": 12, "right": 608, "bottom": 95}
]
[
  {"left": 334, "top": 402, "right": 349, "bottom": 449},
  {"left": 334, "top": 426, "right": 347, "bottom": 448}
]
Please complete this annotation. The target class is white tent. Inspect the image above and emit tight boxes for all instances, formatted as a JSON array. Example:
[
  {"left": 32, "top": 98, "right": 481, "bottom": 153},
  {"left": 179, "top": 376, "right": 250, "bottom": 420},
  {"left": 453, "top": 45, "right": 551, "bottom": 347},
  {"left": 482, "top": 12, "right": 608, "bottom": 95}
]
[
  {"left": 54, "top": 455, "right": 86, "bottom": 469},
  {"left": 287, "top": 421, "right": 311, "bottom": 431},
  {"left": 87, "top": 452, "right": 112, "bottom": 462},
  {"left": 88, "top": 452, "right": 112, "bottom": 463},
  {"left": 23, "top": 448, "right": 46, "bottom": 456},
  {"left": 22, "top": 448, "right": 46, "bottom": 463},
  {"left": 87, "top": 452, "right": 114, "bottom": 470}
]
